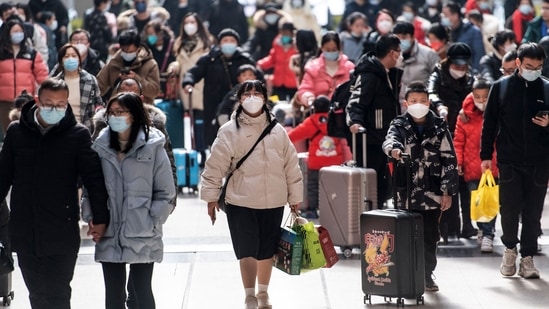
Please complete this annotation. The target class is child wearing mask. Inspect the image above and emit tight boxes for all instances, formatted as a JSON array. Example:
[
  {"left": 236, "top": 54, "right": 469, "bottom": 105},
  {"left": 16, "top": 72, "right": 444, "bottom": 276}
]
[
  {"left": 453, "top": 78, "right": 499, "bottom": 253},
  {"left": 383, "top": 82, "right": 458, "bottom": 292}
]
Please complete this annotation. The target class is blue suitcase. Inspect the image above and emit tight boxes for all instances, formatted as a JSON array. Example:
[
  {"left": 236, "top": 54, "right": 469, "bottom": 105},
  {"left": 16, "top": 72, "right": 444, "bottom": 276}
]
[
  {"left": 173, "top": 148, "right": 199, "bottom": 193},
  {"left": 155, "top": 99, "right": 184, "bottom": 149}
]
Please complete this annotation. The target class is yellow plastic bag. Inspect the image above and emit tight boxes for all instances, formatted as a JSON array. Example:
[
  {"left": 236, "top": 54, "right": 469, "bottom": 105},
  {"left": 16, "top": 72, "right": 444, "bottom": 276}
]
[{"left": 470, "top": 170, "right": 499, "bottom": 222}]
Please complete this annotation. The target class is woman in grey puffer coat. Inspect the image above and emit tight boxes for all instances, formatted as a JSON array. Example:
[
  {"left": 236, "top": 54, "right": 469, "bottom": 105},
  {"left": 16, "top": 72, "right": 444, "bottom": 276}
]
[{"left": 84, "top": 92, "right": 175, "bottom": 309}]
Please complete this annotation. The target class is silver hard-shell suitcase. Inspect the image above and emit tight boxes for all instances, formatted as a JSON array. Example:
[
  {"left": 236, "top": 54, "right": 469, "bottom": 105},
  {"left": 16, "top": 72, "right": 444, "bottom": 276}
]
[{"left": 318, "top": 133, "right": 377, "bottom": 257}]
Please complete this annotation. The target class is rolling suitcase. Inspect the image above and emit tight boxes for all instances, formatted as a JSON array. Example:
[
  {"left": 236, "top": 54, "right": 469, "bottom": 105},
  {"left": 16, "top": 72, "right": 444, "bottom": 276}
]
[
  {"left": 173, "top": 148, "right": 199, "bottom": 194},
  {"left": 155, "top": 99, "right": 184, "bottom": 149},
  {"left": 318, "top": 133, "right": 377, "bottom": 257},
  {"left": 361, "top": 154, "right": 425, "bottom": 307}
]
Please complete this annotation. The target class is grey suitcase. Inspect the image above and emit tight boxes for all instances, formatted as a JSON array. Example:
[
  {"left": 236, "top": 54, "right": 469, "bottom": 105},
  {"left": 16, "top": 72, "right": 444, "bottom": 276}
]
[
  {"left": 297, "top": 152, "right": 309, "bottom": 211},
  {"left": 318, "top": 133, "right": 377, "bottom": 257}
]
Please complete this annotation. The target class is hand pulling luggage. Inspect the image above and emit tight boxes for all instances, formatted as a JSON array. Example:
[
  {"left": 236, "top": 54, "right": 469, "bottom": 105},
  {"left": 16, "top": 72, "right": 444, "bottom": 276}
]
[
  {"left": 318, "top": 132, "right": 377, "bottom": 258},
  {"left": 361, "top": 154, "right": 425, "bottom": 307},
  {"left": 173, "top": 148, "right": 199, "bottom": 194}
]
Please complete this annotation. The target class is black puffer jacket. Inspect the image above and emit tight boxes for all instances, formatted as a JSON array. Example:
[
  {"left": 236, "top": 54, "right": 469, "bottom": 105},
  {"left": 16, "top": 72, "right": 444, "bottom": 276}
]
[
  {"left": 346, "top": 52, "right": 402, "bottom": 145},
  {"left": 428, "top": 60, "right": 474, "bottom": 133},
  {"left": 479, "top": 52, "right": 503, "bottom": 83},
  {"left": 0, "top": 102, "right": 109, "bottom": 256}
]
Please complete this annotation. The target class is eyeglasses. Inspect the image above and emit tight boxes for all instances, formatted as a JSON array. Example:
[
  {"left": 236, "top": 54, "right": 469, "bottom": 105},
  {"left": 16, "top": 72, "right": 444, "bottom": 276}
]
[
  {"left": 107, "top": 109, "right": 129, "bottom": 117},
  {"left": 393, "top": 49, "right": 402, "bottom": 54},
  {"left": 241, "top": 91, "right": 263, "bottom": 97},
  {"left": 40, "top": 104, "right": 67, "bottom": 111}
]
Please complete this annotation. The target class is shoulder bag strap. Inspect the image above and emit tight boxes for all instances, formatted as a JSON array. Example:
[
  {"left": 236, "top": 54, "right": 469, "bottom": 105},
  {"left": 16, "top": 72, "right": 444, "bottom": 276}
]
[{"left": 234, "top": 119, "right": 278, "bottom": 170}]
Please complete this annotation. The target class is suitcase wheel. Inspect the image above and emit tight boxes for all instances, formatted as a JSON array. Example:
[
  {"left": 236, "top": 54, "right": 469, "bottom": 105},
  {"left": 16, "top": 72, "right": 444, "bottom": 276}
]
[
  {"left": 341, "top": 247, "right": 353, "bottom": 258},
  {"left": 396, "top": 297, "right": 404, "bottom": 307},
  {"left": 3, "top": 290, "right": 13, "bottom": 306},
  {"left": 417, "top": 295, "right": 424, "bottom": 305},
  {"left": 363, "top": 294, "right": 371, "bottom": 305}
]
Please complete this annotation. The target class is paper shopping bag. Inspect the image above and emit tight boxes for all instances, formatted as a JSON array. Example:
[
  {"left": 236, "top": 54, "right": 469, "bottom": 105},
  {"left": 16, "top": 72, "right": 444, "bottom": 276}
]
[
  {"left": 293, "top": 221, "right": 326, "bottom": 270},
  {"left": 470, "top": 169, "right": 499, "bottom": 222},
  {"left": 273, "top": 226, "right": 303, "bottom": 275},
  {"left": 317, "top": 225, "right": 339, "bottom": 268}
]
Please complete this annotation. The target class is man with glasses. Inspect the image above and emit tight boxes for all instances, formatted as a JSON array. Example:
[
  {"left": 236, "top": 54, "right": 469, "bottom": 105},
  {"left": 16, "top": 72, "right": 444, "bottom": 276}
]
[
  {"left": 481, "top": 42, "right": 549, "bottom": 279},
  {"left": 0, "top": 78, "right": 109, "bottom": 307},
  {"left": 346, "top": 33, "right": 403, "bottom": 209},
  {"left": 50, "top": 29, "right": 105, "bottom": 76}
]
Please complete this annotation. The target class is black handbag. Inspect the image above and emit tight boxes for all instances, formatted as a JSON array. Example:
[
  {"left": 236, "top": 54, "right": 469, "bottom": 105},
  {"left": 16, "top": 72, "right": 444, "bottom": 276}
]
[{"left": 218, "top": 119, "right": 278, "bottom": 211}]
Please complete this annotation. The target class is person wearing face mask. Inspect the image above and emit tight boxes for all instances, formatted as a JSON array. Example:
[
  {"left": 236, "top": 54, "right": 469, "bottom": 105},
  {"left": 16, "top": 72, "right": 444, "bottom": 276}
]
[
  {"left": 505, "top": 0, "right": 534, "bottom": 44},
  {"left": 522, "top": 0, "right": 549, "bottom": 44},
  {"left": 205, "top": 0, "right": 249, "bottom": 45},
  {"left": 88, "top": 91, "right": 175, "bottom": 309},
  {"left": 51, "top": 44, "right": 103, "bottom": 133},
  {"left": 479, "top": 30, "right": 517, "bottom": 83},
  {"left": 383, "top": 81, "right": 458, "bottom": 292},
  {"left": 453, "top": 78, "right": 499, "bottom": 254},
  {"left": 201, "top": 80, "right": 302, "bottom": 309},
  {"left": 398, "top": 2, "right": 431, "bottom": 46},
  {"left": 340, "top": 12, "right": 371, "bottom": 63},
  {"left": 392, "top": 21, "right": 440, "bottom": 111},
  {"left": 143, "top": 20, "right": 175, "bottom": 99},
  {"left": 297, "top": 31, "right": 355, "bottom": 106},
  {"left": 243, "top": 4, "right": 292, "bottom": 62},
  {"left": 346, "top": 34, "right": 403, "bottom": 209},
  {"left": 339, "top": 0, "right": 399, "bottom": 31},
  {"left": 419, "top": 0, "right": 442, "bottom": 24},
  {"left": 28, "top": 0, "right": 69, "bottom": 50},
  {"left": 35, "top": 11, "right": 58, "bottom": 70},
  {"left": 52, "top": 29, "right": 105, "bottom": 76},
  {"left": 281, "top": 0, "right": 322, "bottom": 42},
  {"left": 466, "top": 9, "right": 500, "bottom": 56},
  {"left": 481, "top": 42, "right": 549, "bottom": 280},
  {"left": 441, "top": 1, "right": 485, "bottom": 73},
  {"left": 428, "top": 42, "right": 475, "bottom": 243},
  {"left": 182, "top": 28, "right": 257, "bottom": 156},
  {"left": 83, "top": 0, "right": 115, "bottom": 62},
  {"left": 361, "top": 9, "right": 395, "bottom": 55},
  {"left": 426, "top": 22, "right": 450, "bottom": 60},
  {"left": 0, "top": 18, "right": 48, "bottom": 138},
  {"left": 97, "top": 29, "right": 160, "bottom": 105},
  {"left": 0, "top": 78, "right": 109, "bottom": 308},
  {"left": 116, "top": 0, "right": 170, "bottom": 34}
]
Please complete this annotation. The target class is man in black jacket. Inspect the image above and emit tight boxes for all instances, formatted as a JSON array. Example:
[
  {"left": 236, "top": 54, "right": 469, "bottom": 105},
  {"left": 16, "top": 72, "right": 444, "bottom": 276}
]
[
  {"left": 346, "top": 33, "right": 403, "bottom": 209},
  {"left": 0, "top": 78, "right": 109, "bottom": 307},
  {"left": 481, "top": 42, "right": 549, "bottom": 279}
]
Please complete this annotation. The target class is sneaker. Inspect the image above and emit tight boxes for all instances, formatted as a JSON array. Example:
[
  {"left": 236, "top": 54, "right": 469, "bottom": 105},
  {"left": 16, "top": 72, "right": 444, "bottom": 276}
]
[
  {"left": 500, "top": 247, "right": 517, "bottom": 276},
  {"left": 425, "top": 274, "right": 439, "bottom": 292},
  {"left": 481, "top": 237, "right": 494, "bottom": 253},
  {"left": 244, "top": 295, "right": 258, "bottom": 309},
  {"left": 518, "top": 256, "right": 540, "bottom": 279},
  {"left": 477, "top": 230, "right": 483, "bottom": 245},
  {"left": 256, "top": 292, "right": 272, "bottom": 309}
]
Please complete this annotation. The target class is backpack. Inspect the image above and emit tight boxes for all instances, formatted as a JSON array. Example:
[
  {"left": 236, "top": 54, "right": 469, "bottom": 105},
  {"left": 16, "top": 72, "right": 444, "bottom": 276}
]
[
  {"left": 499, "top": 76, "right": 549, "bottom": 106},
  {"left": 327, "top": 76, "right": 355, "bottom": 138}
]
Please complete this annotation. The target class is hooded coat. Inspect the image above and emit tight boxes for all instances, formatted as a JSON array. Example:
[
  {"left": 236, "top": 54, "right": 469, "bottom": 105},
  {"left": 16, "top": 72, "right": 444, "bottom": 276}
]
[
  {"left": 88, "top": 127, "right": 175, "bottom": 263},
  {"left": 0, "top": 102, "right": 109, "bottom": 256}
]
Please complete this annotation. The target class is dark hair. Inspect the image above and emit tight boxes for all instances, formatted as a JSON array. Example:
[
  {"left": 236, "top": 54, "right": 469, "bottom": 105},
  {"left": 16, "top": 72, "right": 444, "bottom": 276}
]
[
  {"left": 517, "top": 42, "right": 546, "bottom": 61},
  {"left": 70, "top": 28, "right": 91, "bottom": 41},
  {"left": 57, "top": 44, "right": 82, "bottom": 71},
  {"left": 472, "top": 78, "right": 492, "bottom": 90},
  {"left": 174, "top": 12, "right": 211, "bottom": 55},
  {"left": 0, "top": 19, "right": 26, "bottom": 55},
  {"left": 467, "top": 10, "right": 483, "bottom": 24},
  {"left": 490, "top": 29, "right": 516, "bottom": 50},
  {"left": 14, "top": 89, "right": 33, "bottom": 109},
  {"left": 106, "top": 92, "right": 151, "bottom": 153},
  {"left": 320, "top": 31, "right": 341, "bottom": 52},
  {"left": 15, "top": 3, "right": 32, "bottom": 22},
  {"left": 234, "top": 80, "right": 272, "bottom": 129},
  {"left": 0, "top": 2, "right": 13, "bottom": 15},
  {"left": 444, "top": 1, "right": 463, "bottom": 18},
  {"left": 295, "top": 29, "right": 318, "bottom": 83},
  {"left": 402, "top": 1, "right": 417, "bottom": 14},
  {"left": 93, "top": 0, "right": 109, "bottom": 7},
  {"left": 347, "top": 12, "right": 367, "bottom": 27},
  {"left": 119, "top": 29, "right": 141, "bottom": 47},
  {"left": 38, "top": 78, "right": 69, "bottom": 97},
  {"left": 427, "top": 23, "right": 450, "bottom": 42},
  {"left": 143, "top": 19, "right": 172, "bottom": 44},
  {"left": 375, "top": 9, "right": 395, "bottom": 24},
  {"left": 116, "top": 78, "right": 143, "bottom": 95},
  {"left": 392, "top": 21, "right": 415, "bottom": 36},
  {"left": 36, "top": 11, "right": 54, "bottom": 24},
  {"left": 502, "top": 50, "right": 517, "bottom": 62},
  {"left": 405, "top": 82, "right": 428, "bottom": 100},
  {"left": 375, "top": 34, "right": 401, "bottom": 59},
  {"left": 236, "top": 64, "right": 258, "bottom": 77},
  {"left": 313, "top": 95, "right": 330, "bottom": 113}
]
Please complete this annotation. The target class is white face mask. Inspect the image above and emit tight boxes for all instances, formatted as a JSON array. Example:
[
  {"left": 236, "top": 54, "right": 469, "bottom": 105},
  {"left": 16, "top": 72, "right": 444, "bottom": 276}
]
[
  {"left": 407, "top": 103, "right": 430, "bottom": 119},
  {"left": 474, "top": 102, "right": 486, "bottom": 111},
  {"left": 396, "top": 54, "right": 404, "bottom": 67},
  {"left": 521, "top": 68, "right": 542, "bottom": 81},
  {"left": 184, "top": 23, "right": 198, "bottom": 36},
  {"left": 504, "top": 43, "right": 517, "bottom": 53},
  {"left": 449, "top": 68, "right": 466, "bottom": 79},
  {"left": 242, "top": 96, "right": 264, "bottom": 114},
  {"left": 377, "top": 20, "right": 393, "bottom": 34},
  {"left": 75, "top": 43, "right": 88, "bottom": 55}
]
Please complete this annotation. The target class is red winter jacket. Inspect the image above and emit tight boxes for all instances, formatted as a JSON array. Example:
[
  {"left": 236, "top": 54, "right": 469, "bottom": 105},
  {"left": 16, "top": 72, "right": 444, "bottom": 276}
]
[
  {"left": 257, "top": 35, "right": 298, "bottom": 89},
  {"left": 288, "top": 112, "right": 346, "bottom": 170},
  {"left": 454, "top": 93, "right": 498, "bottom": 182},
  {"left": 0, "top": 49, "right": 48, "bottom": 102}
]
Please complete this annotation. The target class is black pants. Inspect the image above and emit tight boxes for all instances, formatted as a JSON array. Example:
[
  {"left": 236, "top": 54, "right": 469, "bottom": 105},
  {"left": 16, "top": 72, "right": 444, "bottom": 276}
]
[
  {"left": 307, "top": 169, "right": 319, "bottom": 211},
  {"left": 102, "top": 262, "right": 155, "bottom": 309},
  {"left": 271, "top": 86, "right": 297, "bottom": 102},
  {"left": 352, "top": 141, "right": 389, "bottom": 209},
  {"left": 17, "top": 252, "right": 78, "bottom": 309},
  {"left": 499, "top": 164, "right": 549, "bottom": 257},
  {"left": 413, "top": 209, "right": 441, "bottom": 277}
]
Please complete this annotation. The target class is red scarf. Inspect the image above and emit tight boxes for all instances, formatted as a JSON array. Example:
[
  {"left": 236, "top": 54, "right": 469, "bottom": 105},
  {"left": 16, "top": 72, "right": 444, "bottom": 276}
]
[{"left": 512, "top": 9, "right": 534, "bottom": 43}]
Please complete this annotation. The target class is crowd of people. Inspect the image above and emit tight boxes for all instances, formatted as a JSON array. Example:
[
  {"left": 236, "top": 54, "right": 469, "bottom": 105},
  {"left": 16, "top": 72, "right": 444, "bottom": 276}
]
[{"left": 0, "top": 0, "right": 547, "bottom": 308}]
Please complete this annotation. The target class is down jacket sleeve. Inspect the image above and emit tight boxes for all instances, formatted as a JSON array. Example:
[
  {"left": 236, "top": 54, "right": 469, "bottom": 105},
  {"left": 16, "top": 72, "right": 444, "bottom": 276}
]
[{"left": 150, "top": 143, "right": 176, "bottom": 224}]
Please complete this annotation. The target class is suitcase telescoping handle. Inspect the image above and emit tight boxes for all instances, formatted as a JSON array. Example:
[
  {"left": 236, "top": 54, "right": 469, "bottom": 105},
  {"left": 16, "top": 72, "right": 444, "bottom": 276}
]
[
  {"left": 350, "top": 127, "right": 366, "bottom": 168},
  {"left": 393, "top": 153, "right": 412, "bottom": 210}
]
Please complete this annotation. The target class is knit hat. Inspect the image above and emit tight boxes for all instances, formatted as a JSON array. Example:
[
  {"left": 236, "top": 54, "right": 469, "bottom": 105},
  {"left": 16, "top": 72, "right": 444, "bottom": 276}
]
[
  {"left": 217, "top": 28, "right": 240, "bottom": 45},
  {"left": 447, "top": 42, "right": 472, "bottom": 65}
]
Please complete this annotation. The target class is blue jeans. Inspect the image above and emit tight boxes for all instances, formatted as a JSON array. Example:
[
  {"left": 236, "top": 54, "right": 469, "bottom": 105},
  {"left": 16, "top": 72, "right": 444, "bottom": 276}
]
[{"left": 467, "top": 180, "right": 496, "bottom": 238}]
